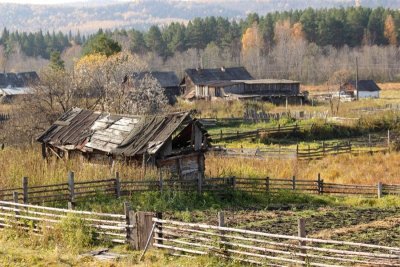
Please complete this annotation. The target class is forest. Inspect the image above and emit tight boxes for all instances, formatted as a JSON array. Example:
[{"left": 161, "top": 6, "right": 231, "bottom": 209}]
[{"left": 0, "top": 7, "right": 400, "bottom": 83}]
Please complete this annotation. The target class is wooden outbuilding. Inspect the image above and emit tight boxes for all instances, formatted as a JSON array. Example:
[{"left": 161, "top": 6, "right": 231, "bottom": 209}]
[
  {"left": 180, "top": 67, "right": 304, "bottom": 104},
  {"left": 37, "top": 108, "right": 210, "bottom": 179}
]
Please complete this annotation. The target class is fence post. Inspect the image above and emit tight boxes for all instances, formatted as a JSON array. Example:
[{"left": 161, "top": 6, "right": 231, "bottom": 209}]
[
  {"left": 197, "top": 173, "right": 203, "bottom": 194},
  {"left": 13, "top": 191, "right": 19, "bottom": 216},
  {"left": 22, "top": 177, "right": 28, "bottom": 204},
  {"left": 387, "top": 130, "right": 390, "bottom": 152},
  {"left": 292, "top": 176, "right": 296, "bottom": 190},
  {"left": 317, "top": 173, "right": 323, "bottom": 195},
  {"left": 220, "top": 129, "right": 223, "bottom": 141},
  {"left": 155, "top": 212, "right": 163, "bottom": 246},
  {"left": 159, "top": 175, "right": 163, "bottom": 193},
  {"left": 231, "top": 177, "right": 236, "bottom": 191},
  {"left": 124, "top": 202, "right": 135, "bottom": 248},
  {"left": 67, "top": 202, "right": 74, "bottom": 210},
  {"left": 266, "top": 177, "right": 270, "bottom": 192},
  {"left": 115, "top": 171, "right": 121, "bottom": 198},
  {"left": 298, "top": 218, "right": 307, "bottom": 262},
  {"left": 322, "top": 142, "right": 325, "bottom": 156},
  {"left": 68, "top": 171, "right": 75, "bottom": 207},
  {"left": 218, "top": 211, "right": 225, "bottom": 227},
  {"left": 377, "top": 182, "right": 383, "bottom": 199}
]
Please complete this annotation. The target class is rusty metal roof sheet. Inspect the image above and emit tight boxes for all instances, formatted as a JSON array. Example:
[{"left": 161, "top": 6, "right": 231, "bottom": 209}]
[{"left": 37, "top": 107, "right": 192, "bottom": 156}]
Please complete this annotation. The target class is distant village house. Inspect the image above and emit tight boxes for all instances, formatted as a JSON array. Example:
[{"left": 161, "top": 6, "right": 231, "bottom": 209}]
[
  {"left": 180, "top": 67, "right": 304, "bottom": 104},
  {"left": 37, "top": 108, "right": 210, "bottom": 179},
  {"left": 0, "top": 72, "right": 39, "bottom": 103},
  {"left": 341, "top": 80, "right": 381, "bottom": 99}
]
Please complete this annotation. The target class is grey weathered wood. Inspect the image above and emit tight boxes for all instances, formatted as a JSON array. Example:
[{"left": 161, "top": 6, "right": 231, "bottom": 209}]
[
  {"left": 218, "top": 212, "right": 225, "bottom": 227},
  {"left": 159, "top": 176, "right": 163, "bottom": 193},
  {"left": 155, "top": 212, "right": 163, "bottom": 245},
  {"left": 298, "top": 218, "right": 306, "bottom": 262},
  {"left": 377, "top": 182, "right": 383, "bottom": 198},
  {"left": 22, "top": 177, "right": 28, "bottom": 204},
  {"left": 292, "top": 175, "right": 296, "bottom": 190},
  {"left": 266, "top": 177, "right": 270, "bottom": 192},
  {"left": 124, "top": 202, "right": 134, "bottom": 247},
  {"left": 231, "top": 177, "right": 236, "bottom": 190},
  {"left": 67, "top": 201, "right": 74, "bottom": 210},
  {"left": 13, "top": 191, "right": 19, "bottom": 216},
  {"left": 114, "top": 172, "right": 121, "bottom": 198},
  {"left": 197, "top": 173, "right": 202, "bottom": 194},
  {"left": 136, "top": 212, "right": 155, "bottom": 250},
  {"left": 68, "top": 171, "right": 75, "bottom": 204}
]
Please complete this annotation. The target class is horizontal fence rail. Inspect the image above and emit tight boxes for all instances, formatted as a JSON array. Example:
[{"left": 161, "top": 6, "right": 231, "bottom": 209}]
[
  {"left": 151, "top": 218, "right": 400, "bottom": 266},
  {"left": 212, "top": 137, "right": 390, "bottom": 160},
  {"left": 0, "top": 200, "right": 128, "bottom": 244},
  {"left": 209, "top": 123, "right": 310, "bottom": 143},
  {"left": 1, "top": 172, "right": 400, "bottom": 205}
]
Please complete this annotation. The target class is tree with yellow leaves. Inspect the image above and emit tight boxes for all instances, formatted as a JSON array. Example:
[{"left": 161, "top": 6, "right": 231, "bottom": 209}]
[
  {"left": 384, "top": 15, "right": 397, "bottom": 46},
  {"left": 241, "top": 23, "right": 263, "bottom": 56}
]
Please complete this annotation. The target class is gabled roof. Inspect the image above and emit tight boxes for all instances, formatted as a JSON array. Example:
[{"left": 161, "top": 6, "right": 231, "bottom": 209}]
[
  {"left": 0, "top": 71, "right": 39, "bottom": 94},
  {"left": 132, "top": 71, "right": 180, "bottom": 88},
  {"left": 184, "top": 67, "right": 253, "bottom": 85},
  {"left": 37, "top": 107, "right": 194, "bottom": 157},
  {"left": 345, "top": 80, "right": 381, "bottom": 92}
]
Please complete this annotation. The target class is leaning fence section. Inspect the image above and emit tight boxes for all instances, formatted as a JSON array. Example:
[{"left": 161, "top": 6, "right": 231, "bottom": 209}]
[{"left": 151, "top": 218, "right": 400, "bottom": 266}]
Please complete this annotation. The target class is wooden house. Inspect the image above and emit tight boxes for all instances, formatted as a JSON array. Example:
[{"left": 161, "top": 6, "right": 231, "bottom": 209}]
[
  {"left": 180, "top": 67, "right": 303, "bottom": 104},
  {"left": 0, "top": 72, "right": 39, "bottom": 103},
  {"left": 131, "top": 71, "right": 180, "bottom": 104},
  {"left": 341, "top": 80, "right": 381, "bottom": 99},
  {"left": 37, "top": 108, "right": 210, "bottom": 179},
  {"left": 180, "top": 67, "right": 253, "bottom": 99}
]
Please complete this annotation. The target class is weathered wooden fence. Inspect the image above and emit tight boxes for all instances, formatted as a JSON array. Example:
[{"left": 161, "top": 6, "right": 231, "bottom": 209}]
[
  {"left": 215, "top": 139, "right": 389, "bottom": 160},
  {"left": 0, "top": 199, "right": 128, "bottom": 244},
  {"left": 209, "top": 123, "right": 308, "bottom": 143},
  {"left": 0, "top": 199, "right": 160, "bottom": 249},
  {"left": 0, "top": 113, "right": 9, "bottom": 124},
  {"left": 150, "top": 216, "right": 400, "bottom": 266},
  {"left": 1, "top": 173, "right": 399, "bottom": 204}
]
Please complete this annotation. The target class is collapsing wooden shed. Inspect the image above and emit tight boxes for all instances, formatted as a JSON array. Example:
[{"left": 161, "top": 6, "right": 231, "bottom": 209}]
[{"left": 37, "top": 108, "right": 210, "bottom": 179}]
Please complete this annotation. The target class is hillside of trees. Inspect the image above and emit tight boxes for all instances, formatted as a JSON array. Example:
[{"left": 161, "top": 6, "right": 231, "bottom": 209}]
[
  {"left": 0, "top": 7, "right": 400, "bottom": 83},
  {"left": 1, "top": 0, "right": 399, "bottom": 33}
]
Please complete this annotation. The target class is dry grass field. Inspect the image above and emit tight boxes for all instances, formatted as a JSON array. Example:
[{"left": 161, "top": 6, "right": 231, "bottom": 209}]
[{"left": 1, "top": 146, "right": 399, "bottom": 189}]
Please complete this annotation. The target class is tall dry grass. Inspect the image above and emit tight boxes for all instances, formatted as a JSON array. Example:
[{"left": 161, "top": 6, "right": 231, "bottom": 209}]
[
  {"left": 1, "top": 146, "right": 399, "bottom": 188},
  {"left": 0, "top": 145, "right": 158, "bottom": 188},
  {"left": 206, "top": 152, "right": 400, "bottom": 185}
]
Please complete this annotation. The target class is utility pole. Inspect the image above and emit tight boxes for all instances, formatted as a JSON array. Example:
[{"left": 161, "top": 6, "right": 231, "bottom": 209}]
[{"left": 356, "top": 57, "right": 359, "bottom": 101}]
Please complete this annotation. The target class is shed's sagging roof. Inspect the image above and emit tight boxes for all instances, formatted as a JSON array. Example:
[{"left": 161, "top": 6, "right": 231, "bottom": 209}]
[
  {"left": 132, "top": 71, "right": 180, "bottom": 88},
  {"left": 185, "top": 67, "right": 253, "bottom": 85},
  {"left": 37, "top": 108, "right": 194, "bottom": 157},
  {"left": 345, "top": 80, "right": 381, "bottom": 92}
]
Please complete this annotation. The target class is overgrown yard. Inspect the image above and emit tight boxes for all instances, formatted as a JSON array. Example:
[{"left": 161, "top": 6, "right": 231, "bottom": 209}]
[
  {"left": 1, "top": 146, "right": 400, "bottom": 188},
  {"left": 0, "top": 194, "right": 399, "bottom": 266}
]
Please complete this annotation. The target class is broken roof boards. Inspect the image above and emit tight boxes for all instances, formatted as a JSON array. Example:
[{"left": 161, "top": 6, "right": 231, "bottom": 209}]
[{"left": 37, "top": 107, "right": 209, "bottom": 159}]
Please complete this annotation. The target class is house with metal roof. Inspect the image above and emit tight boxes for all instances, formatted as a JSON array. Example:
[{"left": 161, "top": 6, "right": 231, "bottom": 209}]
[
  {"left": 37, "top": 107, "right": 210, "bottom": 179},
  {"left": 0, "top": 72, "right": 39, "bottom": 103},
  {"left": 341, "top": 80, "right": 381, "bottom": 99}
]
